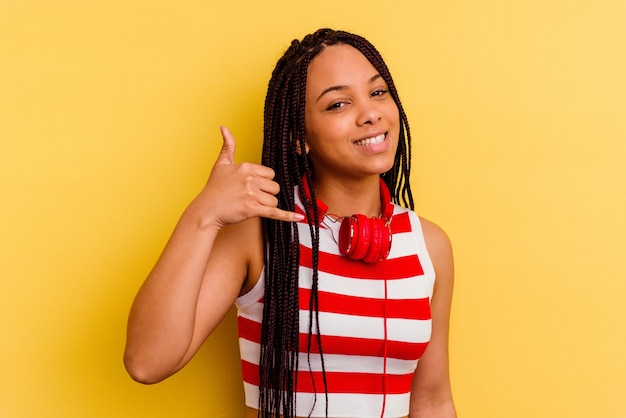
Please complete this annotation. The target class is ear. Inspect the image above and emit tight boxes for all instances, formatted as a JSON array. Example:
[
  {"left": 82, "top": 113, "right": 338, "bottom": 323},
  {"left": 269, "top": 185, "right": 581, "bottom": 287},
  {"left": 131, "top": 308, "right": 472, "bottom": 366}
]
[{"left": 295, "top": 139, "right": 310, "bottom": 156}]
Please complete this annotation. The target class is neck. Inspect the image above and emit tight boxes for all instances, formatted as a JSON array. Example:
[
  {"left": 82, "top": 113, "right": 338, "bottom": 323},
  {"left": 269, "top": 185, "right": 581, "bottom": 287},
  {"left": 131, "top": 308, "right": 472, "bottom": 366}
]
[{"left": 314, "top": 176, "right": 385, "bottom": 219}]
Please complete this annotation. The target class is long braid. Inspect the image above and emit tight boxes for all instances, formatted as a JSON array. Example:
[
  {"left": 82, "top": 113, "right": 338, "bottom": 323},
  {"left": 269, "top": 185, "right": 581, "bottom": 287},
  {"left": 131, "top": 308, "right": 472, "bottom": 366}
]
[
  {"left": 292, "top": 56, "right": 331, "bottom": 416},
  {"left": 259, "top": 28, "right": 414, "bottom": 417}
]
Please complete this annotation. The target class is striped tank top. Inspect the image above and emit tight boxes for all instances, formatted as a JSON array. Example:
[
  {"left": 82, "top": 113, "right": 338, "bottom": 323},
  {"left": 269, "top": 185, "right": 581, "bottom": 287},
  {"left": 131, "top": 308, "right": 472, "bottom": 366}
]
[{"left": 235, "top": 190, "right": 435, "bottom": 417}]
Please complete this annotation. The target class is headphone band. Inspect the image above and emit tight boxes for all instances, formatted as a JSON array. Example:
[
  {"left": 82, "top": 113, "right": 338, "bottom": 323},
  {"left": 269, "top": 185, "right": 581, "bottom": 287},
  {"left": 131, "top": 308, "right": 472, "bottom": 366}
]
[{"left": 299, "top": 177, "right": 394, "bottom": 263}]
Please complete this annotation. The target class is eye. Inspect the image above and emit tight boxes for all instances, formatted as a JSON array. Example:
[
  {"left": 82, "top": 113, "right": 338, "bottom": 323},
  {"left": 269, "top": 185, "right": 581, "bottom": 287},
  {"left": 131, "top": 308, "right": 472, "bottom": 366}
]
[
  {"left": 371, "top": 88, "right": 389, "bottom": 98},
  {"left": 326, "top": 101, "right": 347, "bottom": 111}
]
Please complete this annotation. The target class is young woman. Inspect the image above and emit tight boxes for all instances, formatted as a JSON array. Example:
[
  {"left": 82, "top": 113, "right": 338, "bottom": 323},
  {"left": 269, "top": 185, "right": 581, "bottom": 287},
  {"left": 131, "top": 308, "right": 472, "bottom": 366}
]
[{"left": 124, "top": 28, "right": 456, "bottom": 418}]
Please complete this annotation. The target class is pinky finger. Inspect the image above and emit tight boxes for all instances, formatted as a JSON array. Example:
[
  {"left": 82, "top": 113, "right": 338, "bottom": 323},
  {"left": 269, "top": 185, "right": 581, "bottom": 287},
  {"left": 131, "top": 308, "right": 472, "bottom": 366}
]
[{"left": 264, "top": 207, "right": 305, "bottom": 222}]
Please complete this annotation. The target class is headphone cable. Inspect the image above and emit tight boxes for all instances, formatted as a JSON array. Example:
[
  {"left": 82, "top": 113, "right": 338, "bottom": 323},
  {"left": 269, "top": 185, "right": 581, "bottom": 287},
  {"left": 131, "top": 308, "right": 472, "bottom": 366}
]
[{"left": 381, "top": 259, "right": 388, "bottom": 418}]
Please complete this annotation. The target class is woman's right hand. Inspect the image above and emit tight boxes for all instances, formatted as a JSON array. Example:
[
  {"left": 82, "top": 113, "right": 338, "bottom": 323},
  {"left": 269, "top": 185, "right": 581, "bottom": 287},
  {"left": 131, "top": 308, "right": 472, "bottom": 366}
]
[{"left": 191, "top": 126, "right": 303, "bottom": 229}]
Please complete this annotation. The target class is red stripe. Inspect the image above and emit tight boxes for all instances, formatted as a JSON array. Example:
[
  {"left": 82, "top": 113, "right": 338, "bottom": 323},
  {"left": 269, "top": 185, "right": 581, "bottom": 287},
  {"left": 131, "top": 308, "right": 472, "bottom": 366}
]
[
  {"left": 238, "top": 316, "right": 260, "bottom": 342},
  {"left": 296, "top": 370, "right": 414, "bottom": 394},
  {"left": 239, "top": 317, "right": 429, "bottom": 361},
  {"left": 242, "top": 360, "right": 414, "bottom": 395},
  {"left": 241, "top": 359, "right": 260, "bottom": 385},
  {"left": 300, "top": 245, "right": 423, "bottom": 279},
  {"left": 299, "top": 288, "right": 431, "bottom": 320},
  {"left": 300, "top": 333, "right": 429, "bottom": 361},
  {"left": 389, "top": 212, "right": 412, "bottom": 234}
]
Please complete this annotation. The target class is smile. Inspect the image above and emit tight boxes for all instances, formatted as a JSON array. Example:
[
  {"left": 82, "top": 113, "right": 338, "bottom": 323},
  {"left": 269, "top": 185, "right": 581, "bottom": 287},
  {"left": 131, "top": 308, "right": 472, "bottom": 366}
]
[{"left": 354, "top": 133, "right": 386, "bottom": 146}]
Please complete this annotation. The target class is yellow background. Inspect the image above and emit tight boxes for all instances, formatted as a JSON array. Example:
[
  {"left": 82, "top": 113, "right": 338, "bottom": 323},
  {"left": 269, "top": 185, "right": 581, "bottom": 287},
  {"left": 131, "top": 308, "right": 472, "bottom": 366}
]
[{"left": 1, "top": 1, "right": 625, "bottom": 417}]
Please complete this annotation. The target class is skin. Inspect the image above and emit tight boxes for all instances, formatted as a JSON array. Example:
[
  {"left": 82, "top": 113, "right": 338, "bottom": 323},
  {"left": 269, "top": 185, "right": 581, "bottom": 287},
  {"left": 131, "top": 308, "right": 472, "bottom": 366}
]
[{"left": 124, "top": 44, "right": 456, "bottom": 418}]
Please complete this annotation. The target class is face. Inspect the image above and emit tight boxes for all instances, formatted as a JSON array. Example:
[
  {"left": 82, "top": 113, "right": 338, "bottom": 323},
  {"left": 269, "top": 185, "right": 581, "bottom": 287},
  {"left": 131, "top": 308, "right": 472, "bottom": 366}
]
[{"left": 304, "top": 44, "right": 400, "bottom": 182}]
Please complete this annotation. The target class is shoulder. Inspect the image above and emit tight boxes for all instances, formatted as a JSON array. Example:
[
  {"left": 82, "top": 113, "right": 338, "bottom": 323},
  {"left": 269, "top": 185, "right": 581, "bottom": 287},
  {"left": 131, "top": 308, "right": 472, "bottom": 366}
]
[{"left": 418, "top": 217, "right": 452, "bottom": 256}]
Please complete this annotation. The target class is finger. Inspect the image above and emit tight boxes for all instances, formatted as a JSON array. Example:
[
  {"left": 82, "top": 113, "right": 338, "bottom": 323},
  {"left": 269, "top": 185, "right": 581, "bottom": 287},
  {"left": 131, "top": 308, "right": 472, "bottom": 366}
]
[
  {"left": 263, "top": 206, "right": 305, "bottom": 223},
  {"left": 255, "top": 191, "right": 279, "bottom": 209},
  {"left": 236, "top": 161, "right": 276, "bottom": 181},
  {"left": 216, "top": 126, "right": 236, "bottom": 165},
  {"left": 256, "top": 177, "right": 280, "bottom": 196}
]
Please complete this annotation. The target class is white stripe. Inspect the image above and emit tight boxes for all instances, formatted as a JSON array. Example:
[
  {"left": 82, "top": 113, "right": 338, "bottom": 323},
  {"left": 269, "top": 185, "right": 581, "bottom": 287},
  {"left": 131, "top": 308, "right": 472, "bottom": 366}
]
[
  {"left": 300, "top": 311, "right": 432, "bottom": 344},
  {"left": 388, "top": 276, "right": 434, "bottom": 300},
  {"left": 387, "top": 317, "right": 432, "bottom": 343},
  {"left": 235, "top": 268, "right": 265, "bottom": 310},
  {"left": 298, "top": 352, "right": 417, "bottom": 375},
  {"left": 389, "top": 230, "right": 423, "bottom": 258},
  {"left": 237, "top": 298, "right": 264, "bottom": 322},
  {"left": 296, "top": 392, "right": 411, "bottom": 417},
  {"left": 238, "top": 337, "right": 260, "bottom": 365},
  {"left": 299, "top": 266, "right": 434, "bottom": 300},
  {"left": 243, "top": 382, "right": 410, "bottom": 417}
]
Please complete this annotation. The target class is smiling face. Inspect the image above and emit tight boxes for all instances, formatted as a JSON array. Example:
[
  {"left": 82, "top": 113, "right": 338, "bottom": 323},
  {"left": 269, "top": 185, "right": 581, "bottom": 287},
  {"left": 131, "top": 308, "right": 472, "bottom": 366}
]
[{"left": 304, "top": 44, "right": 400, "bottom": 183}]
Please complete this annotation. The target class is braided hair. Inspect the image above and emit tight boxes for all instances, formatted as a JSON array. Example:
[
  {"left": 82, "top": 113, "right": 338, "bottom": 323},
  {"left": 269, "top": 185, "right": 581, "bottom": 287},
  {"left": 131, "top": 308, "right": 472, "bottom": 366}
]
[{"left": 259, "top": 28, "right": 414, "bottom": 417}]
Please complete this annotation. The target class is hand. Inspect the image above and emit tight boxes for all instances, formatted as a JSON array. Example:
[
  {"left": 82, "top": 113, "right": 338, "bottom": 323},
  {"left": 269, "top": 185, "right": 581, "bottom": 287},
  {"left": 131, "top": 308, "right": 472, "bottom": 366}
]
[{"left": 195, "top": 126, "right": 304, "bottom": 228}]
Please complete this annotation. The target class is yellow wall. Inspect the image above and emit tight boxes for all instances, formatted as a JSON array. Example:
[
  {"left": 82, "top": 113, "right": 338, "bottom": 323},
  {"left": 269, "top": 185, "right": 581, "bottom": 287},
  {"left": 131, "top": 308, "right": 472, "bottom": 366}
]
[{"left": 1, "top": 1, "right": 625, "bottom": 417}]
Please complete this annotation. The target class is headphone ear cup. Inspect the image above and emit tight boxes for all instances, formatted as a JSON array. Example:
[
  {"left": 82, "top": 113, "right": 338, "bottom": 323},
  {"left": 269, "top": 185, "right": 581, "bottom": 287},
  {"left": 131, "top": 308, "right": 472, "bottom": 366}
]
[
  {"left": 339, "top": 214, "right": 391, "bottom": 262},
  {"left": 380, "top": 223, "right": 392, "bottom": 260},
  {"left": 339, "top": 215, "right": 371, "bottom": 260},
  {"left": 338, "top": 216, "right": 358, "bottom": 257},
  {"left": 350, "top": 214, "right": 371, "bottom": 260},
  {"left": 363, "top": 217, "right": 383, "bottom": 263}
]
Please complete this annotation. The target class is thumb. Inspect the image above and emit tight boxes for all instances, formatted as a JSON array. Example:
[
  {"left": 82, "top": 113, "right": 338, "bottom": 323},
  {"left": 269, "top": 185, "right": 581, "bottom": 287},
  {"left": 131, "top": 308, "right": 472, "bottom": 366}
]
[{"left": 216, "top": 126, "right": 236, "bottom": 165}]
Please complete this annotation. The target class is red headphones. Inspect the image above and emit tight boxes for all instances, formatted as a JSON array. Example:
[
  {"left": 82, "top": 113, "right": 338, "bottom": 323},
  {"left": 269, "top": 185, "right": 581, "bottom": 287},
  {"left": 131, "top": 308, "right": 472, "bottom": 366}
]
[
  {"left": 301, "top": 178, "right": 394, "bottom": 263},
  {"left": 337, "top": 179, "right": 393, "bottom": 263}
]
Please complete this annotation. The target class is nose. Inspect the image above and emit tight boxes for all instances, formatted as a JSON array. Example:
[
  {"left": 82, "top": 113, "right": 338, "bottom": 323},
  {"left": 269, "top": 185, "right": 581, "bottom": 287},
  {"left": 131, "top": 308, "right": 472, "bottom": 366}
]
[{"left": 356, "top": 101, "right": 382, "bottom": 126}]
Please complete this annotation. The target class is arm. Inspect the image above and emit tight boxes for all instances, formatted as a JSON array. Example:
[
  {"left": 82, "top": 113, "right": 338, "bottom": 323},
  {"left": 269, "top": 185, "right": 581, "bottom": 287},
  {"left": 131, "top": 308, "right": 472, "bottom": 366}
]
[
  {"left": 123, "top": 127, "right": 302, "bottom": 384},
  {"left": 409, "top": 218, "right": 457, "bottom": 418}
]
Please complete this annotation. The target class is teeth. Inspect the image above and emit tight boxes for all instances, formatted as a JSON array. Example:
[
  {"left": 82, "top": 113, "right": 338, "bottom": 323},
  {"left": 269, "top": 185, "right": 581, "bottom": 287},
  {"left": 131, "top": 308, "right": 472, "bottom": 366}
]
[{"left": 355, "top": 133, "right": 385, "bottom": 146}]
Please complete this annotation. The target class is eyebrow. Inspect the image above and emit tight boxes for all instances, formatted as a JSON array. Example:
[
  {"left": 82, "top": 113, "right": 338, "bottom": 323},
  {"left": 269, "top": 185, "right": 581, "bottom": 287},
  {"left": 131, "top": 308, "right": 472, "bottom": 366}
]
[{"left": 315, "top": 74, "right": 383, "bottom": 103}]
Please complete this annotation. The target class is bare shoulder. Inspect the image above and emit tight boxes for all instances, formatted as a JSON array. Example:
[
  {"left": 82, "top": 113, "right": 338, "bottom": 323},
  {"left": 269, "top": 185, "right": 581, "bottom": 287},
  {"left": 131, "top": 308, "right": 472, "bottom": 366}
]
[{"left": 419, "top": 217, "right": 452, "bottom": 256}]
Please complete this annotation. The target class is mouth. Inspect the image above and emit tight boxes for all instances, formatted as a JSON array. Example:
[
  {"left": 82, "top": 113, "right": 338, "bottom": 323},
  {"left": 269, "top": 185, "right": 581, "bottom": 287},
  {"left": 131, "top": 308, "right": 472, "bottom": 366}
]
[{"left": 354, "top": 132, "right": 386, "bottom": 146}]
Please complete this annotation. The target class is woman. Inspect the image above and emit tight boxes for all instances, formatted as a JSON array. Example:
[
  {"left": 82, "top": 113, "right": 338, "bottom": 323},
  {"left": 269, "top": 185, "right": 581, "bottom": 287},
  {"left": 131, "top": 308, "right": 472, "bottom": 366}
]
[{"left": 124, "top": 28, "right": 456, "bottom": 418}]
